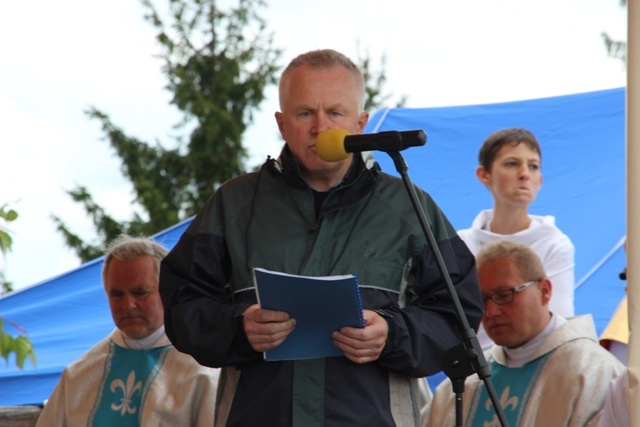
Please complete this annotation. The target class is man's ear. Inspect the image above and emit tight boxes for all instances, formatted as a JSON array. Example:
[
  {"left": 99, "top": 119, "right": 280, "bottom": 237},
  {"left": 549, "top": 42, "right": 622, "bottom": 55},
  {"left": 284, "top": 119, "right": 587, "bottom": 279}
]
[
  {"left": 540, "top": 278, "right": 552, "bottom": 306},
  {"left": 275, "top": 112, "right": 285, "bottom": 138},
  {"left": 357, "top": 112, "right": 370, "bottom": 133}
]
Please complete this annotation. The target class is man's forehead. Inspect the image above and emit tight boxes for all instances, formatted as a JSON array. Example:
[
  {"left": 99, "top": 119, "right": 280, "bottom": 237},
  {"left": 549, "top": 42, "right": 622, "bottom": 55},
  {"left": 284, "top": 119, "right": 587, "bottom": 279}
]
[
  {"left": 107, "top": 282, "right": 156, "bottom": 293},
  {"left": 479, "top": 269, "right": 524, "bottom": 293}
]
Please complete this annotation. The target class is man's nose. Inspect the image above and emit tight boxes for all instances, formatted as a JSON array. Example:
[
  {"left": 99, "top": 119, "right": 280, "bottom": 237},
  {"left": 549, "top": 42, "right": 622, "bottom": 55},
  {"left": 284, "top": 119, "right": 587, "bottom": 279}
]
[
  {"left": 121, "top": 294, "right": 136, "bottom": 309},
  {"left": 484, "top": 299, "right": 501, "bottom": 318},
  {"left": 314, "top": 112, "right": 332, "bottom": 132}
]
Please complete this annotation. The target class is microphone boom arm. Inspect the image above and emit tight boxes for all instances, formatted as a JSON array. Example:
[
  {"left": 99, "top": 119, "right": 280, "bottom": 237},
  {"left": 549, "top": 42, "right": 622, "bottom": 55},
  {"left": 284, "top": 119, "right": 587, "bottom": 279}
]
[{"left": 345, "top": 130, "right": 426, "bottom": 153}]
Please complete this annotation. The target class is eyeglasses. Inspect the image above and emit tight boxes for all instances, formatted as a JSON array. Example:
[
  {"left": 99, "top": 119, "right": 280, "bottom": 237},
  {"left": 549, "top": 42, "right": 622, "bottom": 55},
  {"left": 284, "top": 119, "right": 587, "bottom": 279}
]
[{"left": 482, "top": 279, "right": 542, "bottom": 306}]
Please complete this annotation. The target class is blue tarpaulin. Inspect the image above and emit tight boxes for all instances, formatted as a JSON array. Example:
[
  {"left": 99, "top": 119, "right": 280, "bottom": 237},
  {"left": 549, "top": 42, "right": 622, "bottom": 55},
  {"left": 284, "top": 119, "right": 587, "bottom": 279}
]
[{"left": 0, "top": 87, "right": 626, "bottom": 405}]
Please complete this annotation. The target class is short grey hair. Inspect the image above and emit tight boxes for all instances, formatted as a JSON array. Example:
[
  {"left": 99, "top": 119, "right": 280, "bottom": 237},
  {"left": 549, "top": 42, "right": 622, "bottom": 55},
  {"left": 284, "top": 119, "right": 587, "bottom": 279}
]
[
  {"left": 102, "top": 234, "right": 169, "bottom": 284},
  {"left": 279, "top": 49, "right": 366, "bottom": 111},
  {"left": 475, "top": 239, "right": 546, "bottom": 282}
]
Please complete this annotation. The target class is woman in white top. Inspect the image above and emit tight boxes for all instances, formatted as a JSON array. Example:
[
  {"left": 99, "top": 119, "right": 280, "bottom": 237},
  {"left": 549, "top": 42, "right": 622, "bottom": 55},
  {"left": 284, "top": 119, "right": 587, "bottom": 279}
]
[{"left": 457, "top": 127, "right": 575, "bottom": 350}]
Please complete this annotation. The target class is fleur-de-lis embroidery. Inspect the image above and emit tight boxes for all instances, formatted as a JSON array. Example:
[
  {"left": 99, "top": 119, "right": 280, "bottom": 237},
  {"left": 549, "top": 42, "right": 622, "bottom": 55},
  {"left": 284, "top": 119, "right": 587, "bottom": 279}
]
[
  {"left": 110, "top": 370, "right": 143, "bottom": 416},
  {"left": 483, "top": 386, "right": 519, "bottom": 427}
]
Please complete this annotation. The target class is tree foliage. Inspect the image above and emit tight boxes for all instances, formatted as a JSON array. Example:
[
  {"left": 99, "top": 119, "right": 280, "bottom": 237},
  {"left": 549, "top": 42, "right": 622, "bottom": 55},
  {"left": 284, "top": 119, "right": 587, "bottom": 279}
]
[
  {"left": 0, "top": 204, "right": 36, "bottom": 369},
  {"left": 602, "top": 32, "right": 626, "bottom": 64},
  {"left": 54, "top": 1, "right": 405, "bottom": 264},
  {"left": 53, "top": 0, "right": 282, "bottom": 262},
  {"left": 602, "top": 0, "right": 627, "bottom": 64},
  {"left": 0, "top": 203, "right": 18, "bottom": 295},
  {"left": 0, "top": 317, "right": 36, "bottom": 370},
  {"left": 357, "top": 45, "right": 408, "bottom": 111}
]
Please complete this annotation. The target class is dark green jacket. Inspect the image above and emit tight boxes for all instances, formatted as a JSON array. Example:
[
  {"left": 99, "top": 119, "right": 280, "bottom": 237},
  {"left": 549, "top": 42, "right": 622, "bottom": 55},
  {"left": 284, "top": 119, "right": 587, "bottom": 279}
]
[{"left": 160, "top": 146, "right": 483, "bottom": 427}]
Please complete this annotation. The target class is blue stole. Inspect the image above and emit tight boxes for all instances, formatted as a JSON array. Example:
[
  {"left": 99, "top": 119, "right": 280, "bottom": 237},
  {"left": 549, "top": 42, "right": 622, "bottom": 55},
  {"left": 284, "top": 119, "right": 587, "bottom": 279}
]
[
  {"left": 465, "top": 353, "right": 551, "bottom": 427},
  {"left": 88, "top": 341, "right": 172, "bottom": 426}
]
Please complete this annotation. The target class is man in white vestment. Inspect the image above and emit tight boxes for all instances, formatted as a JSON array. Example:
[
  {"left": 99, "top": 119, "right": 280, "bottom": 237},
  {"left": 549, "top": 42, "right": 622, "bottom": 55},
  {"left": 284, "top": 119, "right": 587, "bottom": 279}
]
[
  {"left": 424, "top": 239, "right": 623, "bottom": 427},
  {"left": 36, "top": 235, "right": 219, "bottom": 427},
  {"left": 598, "top": 367, "right": 630, "bottom": 427}
]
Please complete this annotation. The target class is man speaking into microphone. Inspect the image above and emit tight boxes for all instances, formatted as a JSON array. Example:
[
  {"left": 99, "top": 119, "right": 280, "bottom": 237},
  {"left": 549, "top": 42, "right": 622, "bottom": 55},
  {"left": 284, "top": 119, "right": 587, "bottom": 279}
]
[{"left": 160, "top": 48, "right": 482, "bottom": 427}]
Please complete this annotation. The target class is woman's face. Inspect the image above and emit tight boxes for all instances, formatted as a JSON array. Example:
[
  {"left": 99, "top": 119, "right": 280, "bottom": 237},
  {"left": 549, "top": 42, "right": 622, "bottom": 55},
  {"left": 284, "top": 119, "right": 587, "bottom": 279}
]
[{"left": 477, "top": 142, "right": 542, "bottom": 209}]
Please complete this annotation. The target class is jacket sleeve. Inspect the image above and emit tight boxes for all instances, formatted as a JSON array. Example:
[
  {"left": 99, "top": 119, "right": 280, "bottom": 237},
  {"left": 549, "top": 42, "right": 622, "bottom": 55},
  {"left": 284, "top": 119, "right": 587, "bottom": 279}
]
[
  {"left": 159, "top": 201, "right": 260, "bottom": 368},
  {"left": 541, "top": 234, "right": 575, "bottom": 317},
  {"left": 376, "top": 193, "right": 484, "bottom": 378}
]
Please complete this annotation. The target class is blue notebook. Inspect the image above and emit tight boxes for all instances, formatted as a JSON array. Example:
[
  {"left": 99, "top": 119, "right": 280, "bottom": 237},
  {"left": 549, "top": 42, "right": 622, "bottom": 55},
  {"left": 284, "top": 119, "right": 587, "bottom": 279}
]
[{"left": 253, "top": 267, "right": 365, "bottom": 361}]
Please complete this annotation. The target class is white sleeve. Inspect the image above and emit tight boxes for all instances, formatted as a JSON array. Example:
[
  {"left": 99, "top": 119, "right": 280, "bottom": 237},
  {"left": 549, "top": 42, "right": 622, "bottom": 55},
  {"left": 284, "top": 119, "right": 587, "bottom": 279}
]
[
  {"left": 597, "top": 369, "right": 629, "bottom": 427},
  {"left": 542, "top": 236, "right": 575, "bottom": 317}
]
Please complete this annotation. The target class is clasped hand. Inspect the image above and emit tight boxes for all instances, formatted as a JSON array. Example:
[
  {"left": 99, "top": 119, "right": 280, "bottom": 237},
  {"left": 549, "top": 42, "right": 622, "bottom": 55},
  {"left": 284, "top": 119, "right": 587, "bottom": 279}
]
[{"left": 243, "top": 305, "right": 388, "bottom": 364}]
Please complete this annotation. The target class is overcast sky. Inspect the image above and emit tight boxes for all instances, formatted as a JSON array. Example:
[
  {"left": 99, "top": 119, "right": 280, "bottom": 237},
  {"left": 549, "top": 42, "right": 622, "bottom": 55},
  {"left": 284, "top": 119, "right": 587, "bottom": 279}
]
[{"left": 0, "top": 0, "right": 627, "bottom": 291}]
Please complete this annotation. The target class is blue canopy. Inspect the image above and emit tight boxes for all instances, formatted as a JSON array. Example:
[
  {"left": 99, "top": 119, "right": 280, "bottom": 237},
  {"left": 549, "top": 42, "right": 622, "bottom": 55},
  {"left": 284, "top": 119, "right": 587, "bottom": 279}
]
[
  {"left": 364, "top": 87, "right": 626, "bottom": 388},
  {"left": 0, "top": 219, "right": 191, "bottom": 405},
  {"left": 364, "top": 87, "right": 626, "bottom": 326},
  {"left": 0, "top": 87, "right": 626, "bottom": 405}
]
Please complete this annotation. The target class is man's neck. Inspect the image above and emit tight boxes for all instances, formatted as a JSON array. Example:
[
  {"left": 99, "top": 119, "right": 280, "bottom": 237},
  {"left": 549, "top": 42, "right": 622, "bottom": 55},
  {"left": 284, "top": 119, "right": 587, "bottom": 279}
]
[
  {"left": 120, "top": 326, "right": 165, "bottom": 350},
  {"left": 502, "top": 312, "right": 565, "bottom": 367}
]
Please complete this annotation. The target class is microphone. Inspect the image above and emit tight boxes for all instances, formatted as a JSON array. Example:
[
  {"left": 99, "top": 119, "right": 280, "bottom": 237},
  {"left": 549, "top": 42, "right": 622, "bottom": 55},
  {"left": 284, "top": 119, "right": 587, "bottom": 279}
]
[{"left": 316, "top": 129, "right": 427, "bottom": 162}]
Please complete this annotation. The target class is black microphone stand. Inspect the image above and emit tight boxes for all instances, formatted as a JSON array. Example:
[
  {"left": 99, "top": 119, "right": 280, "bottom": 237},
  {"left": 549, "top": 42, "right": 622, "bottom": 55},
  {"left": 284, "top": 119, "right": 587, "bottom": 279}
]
[{"left": 385, "top": 149, "right": 509, "bottom": 427}]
